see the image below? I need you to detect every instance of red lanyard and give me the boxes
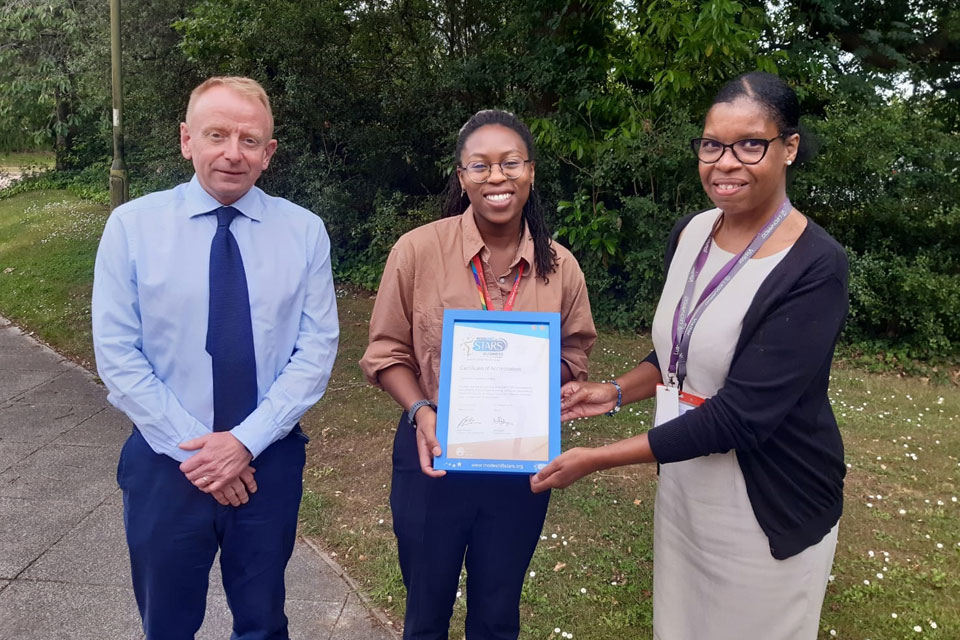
[470,255,524,311]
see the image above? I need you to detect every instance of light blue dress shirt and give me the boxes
[92,176,339,462]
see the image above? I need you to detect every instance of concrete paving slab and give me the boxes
[21,493,129,586]
[0,370,60,404]
[196,593,347,640]
[0,581,142,640]
[286,541,353,603]
[0,329,63,358]
[0,349,67,371]
[0,497,87,578]
[332,593,397,640]
[0,326,44,353]
[16,368,105,406]
[195,593,232,640]
[0,443,118,508]
[0,442,41,475]
[302,538,399,628]
[289,597,356,639]
[206,542,349,603]
[55,406,131,449]
[0,402,103,446]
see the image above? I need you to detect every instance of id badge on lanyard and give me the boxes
[654,384,706,428]
[658,199,791,426]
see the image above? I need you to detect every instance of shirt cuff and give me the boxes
[166,444,199,463]
[230,415,279,459]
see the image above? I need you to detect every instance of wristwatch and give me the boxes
[407,399,437,427]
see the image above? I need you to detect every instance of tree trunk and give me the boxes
[54,92,73,171]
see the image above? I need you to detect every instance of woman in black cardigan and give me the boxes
[530,72,847,639]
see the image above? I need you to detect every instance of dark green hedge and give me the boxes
[6,0,956,362]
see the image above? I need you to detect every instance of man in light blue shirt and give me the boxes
[92,76,339,639]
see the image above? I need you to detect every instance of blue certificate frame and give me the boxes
[435,309,561,474]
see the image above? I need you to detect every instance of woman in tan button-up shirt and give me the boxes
[360,109,596,639]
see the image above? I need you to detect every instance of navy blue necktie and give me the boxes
[206,206,258,431]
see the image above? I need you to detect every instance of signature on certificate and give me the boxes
[457,416,480,430]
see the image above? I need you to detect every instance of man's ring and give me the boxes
[200,476,209,485]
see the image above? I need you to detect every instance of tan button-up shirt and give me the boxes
[360,208,597,401]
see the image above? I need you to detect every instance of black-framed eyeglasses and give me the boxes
[690,134,786,165]
[459,157,532,183]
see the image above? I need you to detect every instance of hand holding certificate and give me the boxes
[435,310,561,474]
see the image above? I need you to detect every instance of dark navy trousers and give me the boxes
[118,426,307,640]
[390,414,550,640]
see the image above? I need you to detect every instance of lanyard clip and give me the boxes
[667,372,679,388]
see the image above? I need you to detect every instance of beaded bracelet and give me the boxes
[604,379,622,416]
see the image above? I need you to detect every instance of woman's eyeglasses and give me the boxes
[459,157,532,183]
[690,134,786,165]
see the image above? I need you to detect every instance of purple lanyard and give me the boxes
[668,199,792,388]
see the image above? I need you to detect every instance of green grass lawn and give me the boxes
[0,151,55,172]
[314,302,959,640]
[1,190,957,639]
[0,190,107,366]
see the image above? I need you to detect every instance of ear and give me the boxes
[261,138,278,170]
[180,122,193,160]
[783,133,800,165]
[529,161,535,186]
[457,168,467,193]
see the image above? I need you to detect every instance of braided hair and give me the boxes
[442,109,559,281]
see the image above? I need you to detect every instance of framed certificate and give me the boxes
[435,309,561,474]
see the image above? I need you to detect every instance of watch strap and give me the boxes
[407,399,436,427]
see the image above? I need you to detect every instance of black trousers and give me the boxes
[390,413,550,640]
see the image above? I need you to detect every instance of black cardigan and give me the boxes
[645,211,848,560]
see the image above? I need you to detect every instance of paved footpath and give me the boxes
[0,316,398,640]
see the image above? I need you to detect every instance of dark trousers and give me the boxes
[118,426,307,640]
[390,414,550,640]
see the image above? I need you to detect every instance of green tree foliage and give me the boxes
[0,0,108,164]
[526,0,777,326]
[776,0,960,97]
[1,0,957,360]
[794,98,960,358]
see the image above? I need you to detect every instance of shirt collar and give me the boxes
[183,175,264,222]
[459,207,535,277]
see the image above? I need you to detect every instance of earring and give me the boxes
[786,159,793,166]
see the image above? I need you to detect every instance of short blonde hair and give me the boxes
[186,76,274,137]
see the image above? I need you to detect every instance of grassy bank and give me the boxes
[0,151,55,172]
[0,190,957,639]
[0,191,107,366]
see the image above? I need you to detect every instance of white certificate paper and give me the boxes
[435,310,561,474]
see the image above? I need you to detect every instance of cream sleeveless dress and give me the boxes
[649,209,838,640]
